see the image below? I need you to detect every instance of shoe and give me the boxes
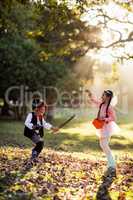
[25,159,33,169]
[107,167,116,177]
[31,150,38,159]
[32,157,39,163]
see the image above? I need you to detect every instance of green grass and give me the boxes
[0,109,133,159]
[1,110,133,200]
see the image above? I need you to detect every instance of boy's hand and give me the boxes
[33,125,41,130]
[52,127,59,134]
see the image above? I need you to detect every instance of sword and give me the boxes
[35,114,76,133]
[58,114,76,129]
[51,114,76,134]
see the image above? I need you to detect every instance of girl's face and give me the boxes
[36,106,45,116]
[101,93,110,103]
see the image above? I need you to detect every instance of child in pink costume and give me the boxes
[87,90,119,170]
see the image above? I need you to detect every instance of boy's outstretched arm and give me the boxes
[51,127,59,134]
[42,119,59,133]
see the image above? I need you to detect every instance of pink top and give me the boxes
[90,96,116,123]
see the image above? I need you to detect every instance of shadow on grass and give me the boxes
[112,135,125,140]
[0,132,100,152]
[0,130,133,153]
[0,119,133,153]
[45,132,100,152]
[96,168,116,200]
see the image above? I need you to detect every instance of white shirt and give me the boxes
[24,113,52,130]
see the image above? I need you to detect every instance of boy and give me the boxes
[24,99,58,163]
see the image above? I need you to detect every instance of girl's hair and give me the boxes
[104,90,113,117]
[97,90,113,118]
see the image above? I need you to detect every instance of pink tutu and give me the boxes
[96,121,120,138]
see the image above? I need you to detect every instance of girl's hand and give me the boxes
[99,117,105,120]
[85,90,92,97]
[103,118,109,123]
[52,127,59,134]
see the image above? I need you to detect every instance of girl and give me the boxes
[87,90,119,170]
[24,99,59,162]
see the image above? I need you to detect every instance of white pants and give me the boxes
[99,137,116,168]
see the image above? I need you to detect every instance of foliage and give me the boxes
[0,147,133,200]
[0,0,101,116]
[1,0,133,117]
[1,111,133,199]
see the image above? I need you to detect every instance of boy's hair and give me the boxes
[32,98,40,110]
[36,100,46,109]
[32,99,48,114]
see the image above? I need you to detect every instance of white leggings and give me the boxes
[99,137,116,168]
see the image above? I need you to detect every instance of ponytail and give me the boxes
[97,102,104,119]
[104,90,113,117]
[97,90,113,119]
[106,96,112,117]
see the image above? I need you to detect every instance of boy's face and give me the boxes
[37,106,45,116]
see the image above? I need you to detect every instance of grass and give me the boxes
[0,108,133,159]
[0,109,133,199]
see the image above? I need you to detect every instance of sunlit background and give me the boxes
[1,2,133,199]
[73,1,133,113]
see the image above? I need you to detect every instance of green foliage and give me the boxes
[114,0,133,11]
[31,0,101,62]
[103,63,120,85]
[0,0,99,103]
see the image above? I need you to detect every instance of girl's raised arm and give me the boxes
[86,90,101,107]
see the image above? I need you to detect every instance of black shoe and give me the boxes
[32,157,38,163]
[25,159,33,169]
[107,167,116,177]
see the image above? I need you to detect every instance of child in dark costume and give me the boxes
[24,99,58,162]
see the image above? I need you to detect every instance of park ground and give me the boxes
[0,109,133,200]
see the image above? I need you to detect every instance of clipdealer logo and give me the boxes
[4,85,129,116]
[5,85,84,108]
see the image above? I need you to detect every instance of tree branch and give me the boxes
[97,28,133,48]
[111,53,133,61]
[98,37,133,48]
[96,13,133,25]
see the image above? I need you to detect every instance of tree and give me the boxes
[0,1,70,118]
[1,0,132,118]
[26,0,101,62]
[0,0,101,118]
[76,0,133,61]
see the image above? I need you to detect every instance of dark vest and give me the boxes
[24,112,44,138]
